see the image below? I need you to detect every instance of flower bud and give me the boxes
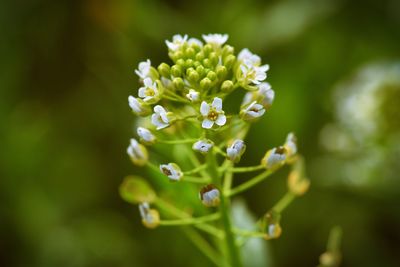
[187,70,200,83]
[259,210,282,240]
[139,202,160,229]
[203,58,212,68]
[137,127,156,145]
[195,51,205,61]
[209,52,218,65]
[261,146,287,170]
[288,170,310,196]
[199,184,220,207]
[203,44,213,55]
[224,55,236,69]
[173,77,185,90]
[186,89,200,102]
[128,96,151,116]
[192,139,214,154]
[171,65,182,77]
[160,163,183,182]
[185,59,194,68]
[185,47,195,58]
[221,80,234,92]
[200,78,212,90]
[216,65,227,79]
[196,65,205,77]
[206,71,217,81]
[284,132,297,158]
[127,138,148,166]
[157,63,170,78]
[227,139,246,163]
[222,45,234,57]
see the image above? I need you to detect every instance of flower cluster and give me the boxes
[121,34,309,267]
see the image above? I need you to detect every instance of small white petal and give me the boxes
[200,101,210,115]
[211,97,223,111]
[215,114,226,126]
[202,119,214,129]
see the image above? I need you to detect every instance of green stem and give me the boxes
[159,213,220,226]
[226,170,273,197]
[228,165,264,173]
[184,164,208,175]
[158,138,198,144]
[183,176,211,184]
[233,228,266,238]
[273,192,296,213]
[207,152,242,267]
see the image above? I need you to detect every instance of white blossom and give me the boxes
[241,101,265,121]
[127,138,148,166]
[258,82,275,108]
[138,78,160,103]
[200,97,227,129]
[139,202,160,228]
[165,34,188,51]
[227,139,246,163]
[186,89,200,102]
[240,61,269,85]
[200,185,220,207]
[160,163,183,181]
[284,132,297,157]
[238,48,261,66]
[192,139,214,154]
[151,105,170,130]
[202,33,228,47]
[262,146,287,170]
[135,59,151,79]
[137,127,156,144]
[128,96,150,116]
[188,37,203,47]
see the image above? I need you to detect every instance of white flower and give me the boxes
[200,97,227,129]
[261,146,287,170]
[139,202,160,228]
[138,78,160,103]
[199,185,220,207]
[137,127,156,145]
[186,89,200,102]
[135,59,151,79]
[165,34,188,51]
[192,139,214,154]
[128,96,151,116]
[127,138,148,166]
[160,163,183,181]
[227,139,246,163]
[284,132,297,157]
[202,33,228,47]
[151,105,170,130]
[238,48,261,66]
[241,101,265,121]
[240,61,269,85]
[258,82,275,108]
[188,37,203,47]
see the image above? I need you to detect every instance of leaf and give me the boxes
[119,176,156,204]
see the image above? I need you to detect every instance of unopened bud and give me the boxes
[157,63,170,78]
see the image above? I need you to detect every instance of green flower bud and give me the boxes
[203,44,213,55]
[222,45,234,57]
[200,78,212,90]
[224,55,236,69]
[221,80,234,92]
[185,59,194,68]
[193,61,201,68]
[157,63,170,77]
[209,52,218,65]
[173,51,184,61]
[207,71,217,81]
[187,70,200,83]
[196,65,205,77]
[171,65,182,77]
[216,65,227,79]
[173,77,185,90]
[203,58,212,68]
[176,59,185,67]
[185,47,195,58]
[195,52,205,61]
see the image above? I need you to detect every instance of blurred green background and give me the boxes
[1,0,400,266]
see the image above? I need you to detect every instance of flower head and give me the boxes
[137,127,156,145]
[160,163,183,181]
[127,138,148,166]
[261,146,287,170]
[192,139,214,154]
[135,59,151,79]
[151,105,170,130]
[240,61,269,85]
[202,33,228,47]
[238,48,261,66]
[200,97,227,129]
[199,184,220,207]
[227,139,246,163]
[258,82,275,108]
[139,202,160,228]
[128,96,151,116]
[284,132,297,158]
[240,101,265,121]
[138,78,160,103]
[186,89,200,102]
[166,34,188,51]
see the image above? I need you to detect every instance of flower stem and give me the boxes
[228,164,264,173]
[158,138,198,144]
[273,192,296,213]
[184,164,208,175]
[207,152,242,267]
[226,170,273,197]
[159,213,220,226]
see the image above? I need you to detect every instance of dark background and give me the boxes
[1,0,400,266]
